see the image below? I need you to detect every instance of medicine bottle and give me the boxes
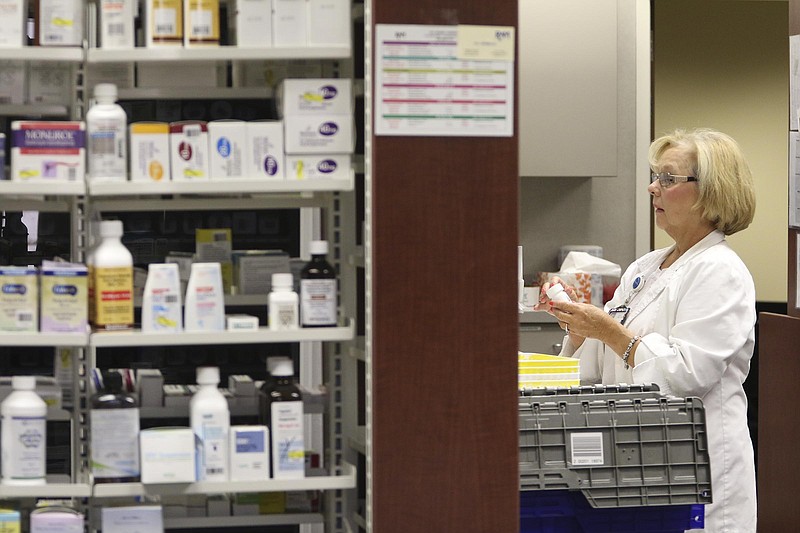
[268,273,299,331]
[90,371,140,483]
[86,83,127,182]
[190,366,230,481]
[92,220,134,330]
[1,375,47,485]
[546,283,571,303]
[300,240,337,327]
[260,358,304,479]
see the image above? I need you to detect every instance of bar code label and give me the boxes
[16,311,33,327]
[570,432,604,466]
[153,8,177,36]
[165,295,178,303]
[108,23,125,36]
[190,11,213,38]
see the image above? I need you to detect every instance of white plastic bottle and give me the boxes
[546,283,572,303]
[184,262,225,331]
[268,273,299,331]
[1,376,47,485]
[92,220,134,330]
[87,83,127,182]
[190,366,229,481]
[142,263,183,332]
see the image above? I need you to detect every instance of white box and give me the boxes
[136,369,165,407]
[246,120,285,178]
[27,62,72,105]
[146,0,184,47]
[284,115,354,154]
[138,62,221,88]
[307,0,349,47]
[0,61,25,104]
[184,0,221,47]
[101,506,164,533]
[229,425,270,481]
[0,0,25,47]
[130,122,171,182]
[278,78,353,117]
[228,374,256,396]
[99,0,136,49]
[0,266,38,332]
[286,154,350,180]
[30,508,84,533]
[232,0,272,47]
[86,63,135,94]
[226,314,259,331]
[11,121,86,182]
[38,0,83,46]
[272,0,306,47]
[163,384,191,407]
[170,120,210,181]
[207,495,231,517]
[140,427,196,483]
[233,250,291,293]
[208,120,246,179]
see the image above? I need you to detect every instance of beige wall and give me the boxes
[653,0,788,302]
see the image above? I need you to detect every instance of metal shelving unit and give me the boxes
[86,46,350,63]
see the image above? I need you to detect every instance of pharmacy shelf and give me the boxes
[86,46,350,63]
[93,462,356,497]
[348,335,365,362]
[164,514,324,529]
[0,478,90,498]
[118,87,272,100]
[0,332,89,347]
[0,180,86,197]
[133,294,269,308]
[0,104,69,117]
[349,246,365,268]
[90,321,354,348]
[0,47,83,62]
[348,425,366,456]
[87,176,354,197]
[140,392,325,418]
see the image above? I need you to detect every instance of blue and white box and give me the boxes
[11,121,85,182]
[209,120,246,179]
[229,425,270,480]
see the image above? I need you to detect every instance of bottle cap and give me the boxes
[266,356,291,374]
[12,375,35,391]
[309,240,328,255]
[99,220,124,238]
[271,273,294,289]
[94,83,118,101]
[196,366,220,385]
[272,359,294,377]
[103,371,123,392]
[546,284,570,302]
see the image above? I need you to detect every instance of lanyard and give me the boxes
[608,274,645,325]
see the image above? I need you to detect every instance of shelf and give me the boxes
[118,87,272,101]
[164,514,323,529]
[349,246,365,268]
[519,309,559,324]
[87,176,354,197]
[0,104,69,117]
[0,47,83,62]
[90,321,354,348]
[86,46,350,63]
[348,426,366,455]
[0,477,90,498]
[140,391,325,418]
[0,180,86,197]
[0,331,89,347]
[348,335,365,362]
[93,462,356,497]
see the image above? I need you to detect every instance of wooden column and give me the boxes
[370,1,519,531]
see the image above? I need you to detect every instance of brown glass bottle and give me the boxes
[89,371,140,483]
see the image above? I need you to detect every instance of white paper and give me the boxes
[375,24,514,137]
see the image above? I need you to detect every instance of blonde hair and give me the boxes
[648,128,756,235]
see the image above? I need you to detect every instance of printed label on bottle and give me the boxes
[271,401,304,478]
[300,279,337,326]
[269,300,298,330]
[91,408,140,478]
[94,266,133,328]
[89,118,126,178]
[1,415,46,480]
[196,413,227,480]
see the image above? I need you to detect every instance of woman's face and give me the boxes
[649,147,706,240]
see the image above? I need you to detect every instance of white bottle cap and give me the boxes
[272,273,294,289]
[94,83,118,101]
[546,284,570,302]
[272,359,294,377]
[12,375,36,391]
[99,220,124,238]
[267,356,291,374]
[196,366,220,385]
[309,240,328,255]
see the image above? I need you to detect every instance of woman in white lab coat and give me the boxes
[538,128,757,532]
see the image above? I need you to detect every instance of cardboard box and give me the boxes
[231,0,272,47]
[283,115,354,154]
[136,369,165,407]
[39,261,88,333]
[278,78,353,117]
[307,0,350,47]
[272,0,306,46]
[170,120,209,181]
[0,267,37,332]
[246,120,285,178]
[208,120,246,179]
[27,63,72,105]
[146,0,183,47]
[37,0,83,46]
[130,122,171,182]
[101,506,164,532]
[229,425,270,481]
[140,427,196,483]
[11,121,85,182]
[233,250,291,294]
[285,154,350,180]
[0,61,25,104]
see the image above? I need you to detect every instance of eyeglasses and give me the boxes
[650,172,698,188]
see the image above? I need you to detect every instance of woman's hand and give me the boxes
[534,276,578,311]
[549,299,621,346]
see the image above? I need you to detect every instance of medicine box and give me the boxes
[130,122,171,182]
[272,0,307,47]
[39,261,88,333]
[101,506,164,533]
[229,425,270,481]
[37,0,84,46]
[208,120,246,179]
[0,61,25,105]
[278,78,353,117]
[246,120,285,178]
[145,0,183,47]
[136,369,165,407]
[0,0,25,47]
[0,508,20,533]
[138,62,222,88]
[307,0,350,47]
[140,427,196,483]
[184,0,221,47]
[27,62,73,105]
[226,314,259,331]
[11,121,85,182]
[0,267,38,332]
[284,115,354,154]
[285,154,351,180]
[231,0,272,47]
[233,249,291,294]
[30,508,83,533]
[170,120,210,181]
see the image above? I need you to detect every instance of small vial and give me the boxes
[546,283,571,303]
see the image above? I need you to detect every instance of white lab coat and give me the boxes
[561,230,757,533]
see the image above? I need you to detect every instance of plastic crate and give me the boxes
[520,490,705,533]
[519,384,712,508]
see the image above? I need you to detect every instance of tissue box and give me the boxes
[536,271,601,307]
